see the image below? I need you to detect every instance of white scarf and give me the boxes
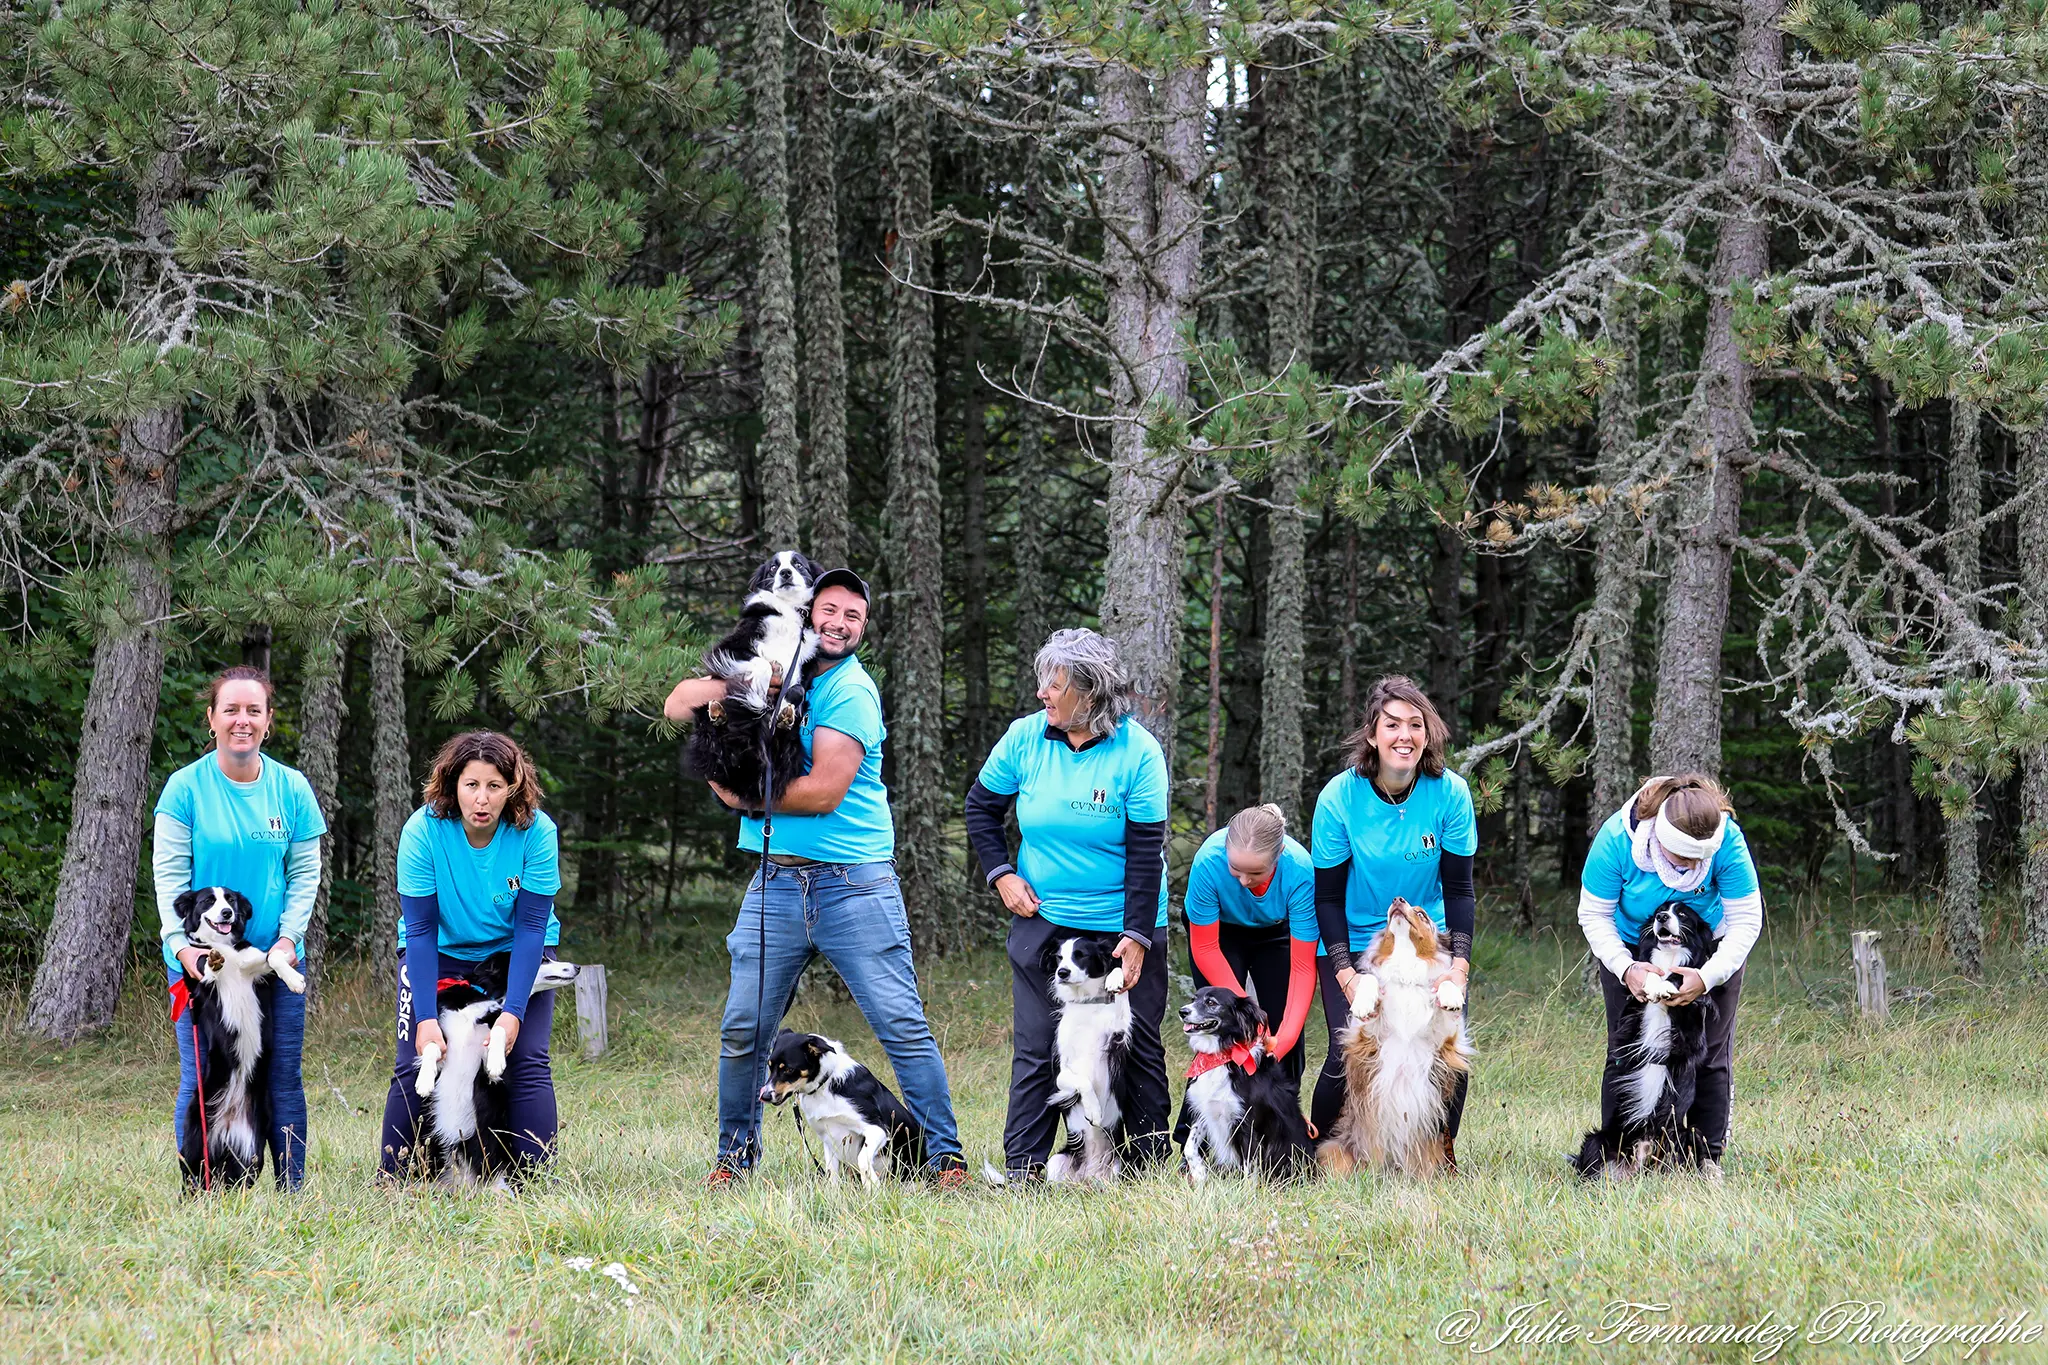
[1627,787,1716,894]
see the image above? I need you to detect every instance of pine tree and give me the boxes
[3,0,727,1040]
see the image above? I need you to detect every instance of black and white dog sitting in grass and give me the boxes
[1042,935,1130,1184]
[412,953,579,1189]
[683,550,822,812]
[174,886,304,1190]
[1175,987,1316,1183]
[760,1030,926,1184]
[1573,902,1718,1180]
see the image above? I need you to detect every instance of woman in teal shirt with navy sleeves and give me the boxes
[965,628,1173,1178]
[1311,676,1478,1163]
[153,666,325,1189]
[377,731,563,1181]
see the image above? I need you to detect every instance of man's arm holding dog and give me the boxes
[705,727,863,815]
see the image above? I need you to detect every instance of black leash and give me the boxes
[741,678,805,1172]
[789,1101,828,1175]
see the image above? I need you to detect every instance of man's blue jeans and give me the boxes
[717,860,961,1168]
[170,965,308,1189]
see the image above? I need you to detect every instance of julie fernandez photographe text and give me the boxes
[1433,1298,2043,1360]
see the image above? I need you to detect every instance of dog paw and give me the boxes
[1435,978,1465,1012]
[485,1023,510,1081]
[1641,973,1677,1002]
[415,1042,443,1098]
[1104,966,1127,995]
[707,699,726,724]
[1348,974,1381,1019]
[776,701,799,730]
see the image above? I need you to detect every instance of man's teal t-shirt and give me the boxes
[1310,767,1477,941]
[397,807,562,959]
[1581,807,1759,943]
[1184,828,1323,954]
[738,653,894,864]
[155,755,326,973]
[976,713,1170,934]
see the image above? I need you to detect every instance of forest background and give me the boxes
[6,0,2048,1040]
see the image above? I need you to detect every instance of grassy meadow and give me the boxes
[3,882,2046,1363]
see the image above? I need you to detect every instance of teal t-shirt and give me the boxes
[738,653,894,863]
[1184,828,1323,955]
[1310,767,1477,941]
[976,713,1170,934]
[1581,807,1759,944]
[397,807,562,958]
[155,755,326,973]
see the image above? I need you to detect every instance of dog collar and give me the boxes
[436,976,473,992]
[1186,1038,1262,1080]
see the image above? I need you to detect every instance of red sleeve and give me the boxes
[1188,920,1243,995]
[1268,936,1318,1060]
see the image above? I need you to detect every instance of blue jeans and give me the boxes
[170,965,309,1189]
[717,860,961,1168]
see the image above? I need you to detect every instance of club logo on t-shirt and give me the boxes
[1405,831,1439,862]
[1069,787,1122,818]
[507,876,521,892]
[252,813,289,843]
[1421,833,1436,850]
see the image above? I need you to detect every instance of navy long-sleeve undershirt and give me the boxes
[401,888,556,1026]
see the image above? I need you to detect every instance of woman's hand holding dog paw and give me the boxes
[1434,978,1465,1012]
[415,1018,447,1056]
[1112,937,1145,990]
[492,1014,521,1052]
[1665,967,1707,1006]
[176,946,208,980]
[1622,962,1657,1002]
[1343,969,1381,1019]
[994,873,1040,918]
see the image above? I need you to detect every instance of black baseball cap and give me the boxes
[813,568,870,601]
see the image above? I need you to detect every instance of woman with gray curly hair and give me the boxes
[965,627,1173,1179]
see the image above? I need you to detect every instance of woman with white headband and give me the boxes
[1577,773,1764,1176]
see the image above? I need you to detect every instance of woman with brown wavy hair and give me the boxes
[1308,676,1479,1164]
[376,731,565,1181]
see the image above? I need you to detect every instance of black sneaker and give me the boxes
[927,1154,971,1190]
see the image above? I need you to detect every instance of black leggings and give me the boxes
[1188,921,1306,1085]
[1310,954,1469,1142]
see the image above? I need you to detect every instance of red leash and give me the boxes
[171,979,212,1191]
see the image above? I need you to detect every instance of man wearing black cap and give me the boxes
[665,567,965,1184]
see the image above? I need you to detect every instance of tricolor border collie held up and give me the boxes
[684,551,822,811]
[1319,898,1471,1179]
[1573,901,1718,1180]
[1042,935,1130,1183]
[173,886,304,1190]
[760,1030,926,1184]
[1176,986,1315,1183]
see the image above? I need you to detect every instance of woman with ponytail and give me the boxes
[1577,774,1763,1177]
[1182,805,1320,1083]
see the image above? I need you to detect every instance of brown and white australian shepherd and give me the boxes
[1318,898,1471,1179]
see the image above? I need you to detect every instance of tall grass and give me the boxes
[2,887,2044,1362]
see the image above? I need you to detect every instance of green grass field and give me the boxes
[4,884,2046,1362]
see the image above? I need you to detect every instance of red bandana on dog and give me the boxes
[1185,1030,1269,1080]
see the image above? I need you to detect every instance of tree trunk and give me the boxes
[241,622,273,675]
[369,628,410,966]
[1871,381,1920,884]
[1944,399,1983,976]
[1648,0,1782,777]
[751,0,801,548]
[1591,274,1643,822]
[1205,498,1229,831]
[885,96,947,949]
[1258,53,1314,824]
[1341,523,1359,732]
[2020,422,2048,974]
[1012,307,1051,711]
[26,153,184,1044]
[959,288,991,762]
[793,0,849,567]
[1097,62,1206,762]
[296,631,346,1008]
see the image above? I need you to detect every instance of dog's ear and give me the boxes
[229,889,255,922]
[174,888,204,931]
[803,1036,825,1057]
[1038,938,1063,976]
[799,552,823,583]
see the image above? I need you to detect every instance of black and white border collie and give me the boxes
[1042,935,1130,1183]
[760,1030,927,1184]
[412,954,580,1189]
[1176,987,1315,1183]
[684,551,821,811]
[175,886,304,1190]
[1574,902,1718,1179]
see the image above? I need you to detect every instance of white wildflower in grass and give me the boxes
[602,1263,641,1295]
[563,1256,595,1273]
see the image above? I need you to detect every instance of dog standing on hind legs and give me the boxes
[1041,935,1131,1183]
[1318,898,1470,1179]
[174,886,304,1190]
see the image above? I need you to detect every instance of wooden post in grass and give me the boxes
[1851,931,1889,1021]
[576,964,609,1058]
